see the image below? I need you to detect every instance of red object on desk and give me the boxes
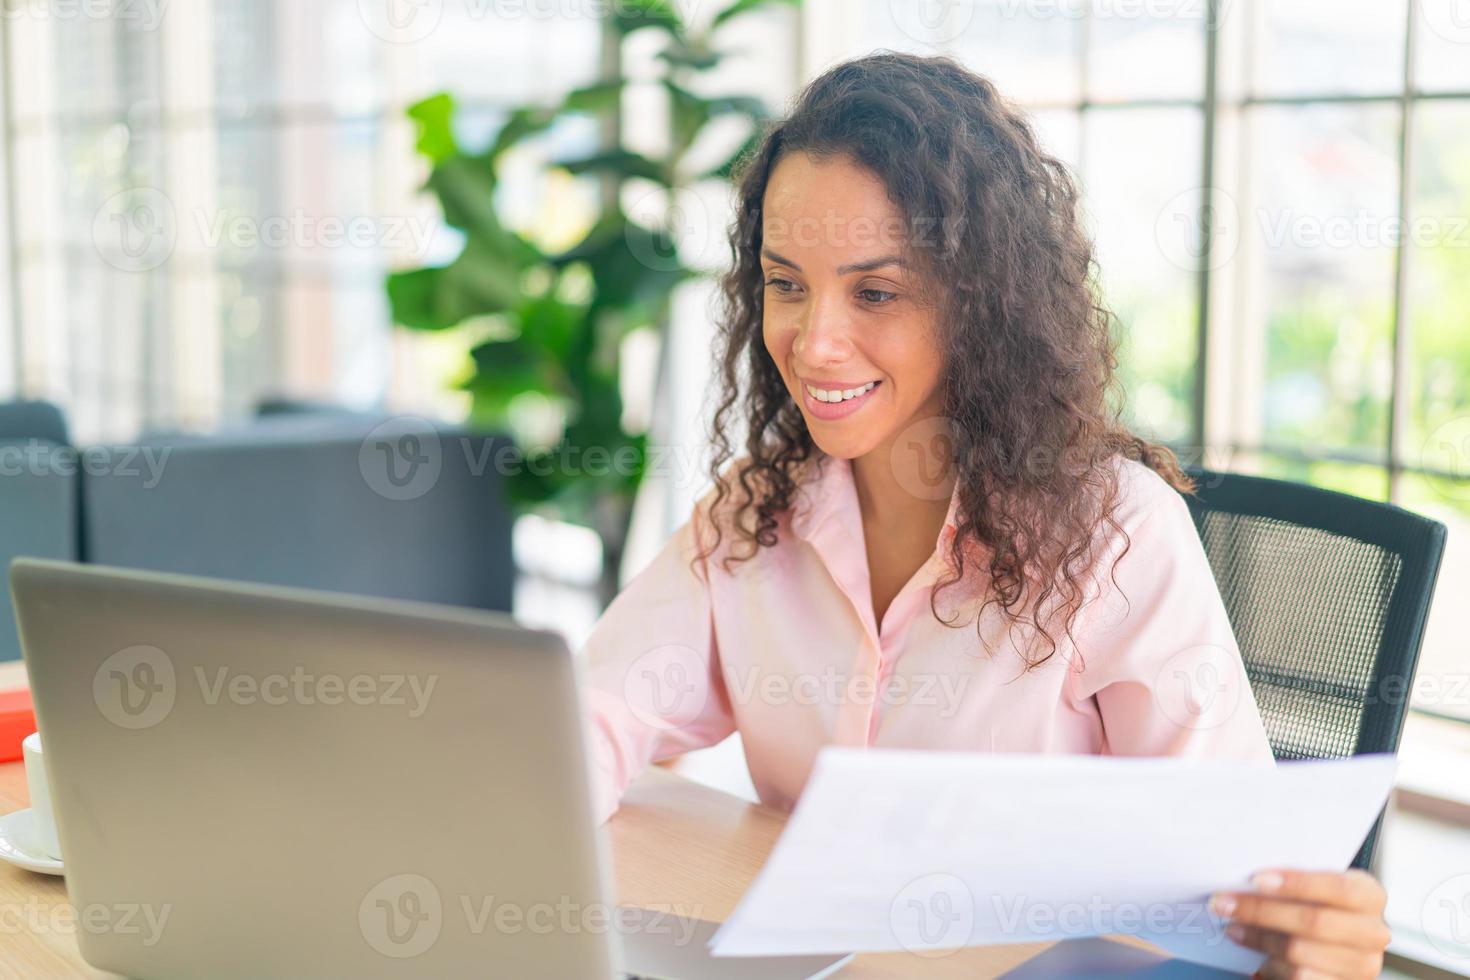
[0,687,35,763]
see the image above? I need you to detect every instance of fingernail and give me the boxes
[1210,893,1236,917]
[1227,922,1245,941]
[1253,871,1283,893]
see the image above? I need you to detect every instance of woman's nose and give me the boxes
[792,298,852,365]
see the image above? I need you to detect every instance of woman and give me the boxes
[580,53,1391,978]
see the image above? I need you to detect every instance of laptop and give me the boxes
[10,558,850,979]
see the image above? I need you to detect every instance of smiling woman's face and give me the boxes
[760,151,946,461]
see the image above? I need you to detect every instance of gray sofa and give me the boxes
[1,402,516,662]
[0,403,81,661]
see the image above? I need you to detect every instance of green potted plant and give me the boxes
[388,0,797,604]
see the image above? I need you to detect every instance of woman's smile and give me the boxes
[799,377,882,421]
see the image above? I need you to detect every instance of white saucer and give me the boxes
[0,809,64,875]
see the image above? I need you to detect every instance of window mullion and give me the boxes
[1387,0,1421,502]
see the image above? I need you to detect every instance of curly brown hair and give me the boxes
[698,51,1196,670]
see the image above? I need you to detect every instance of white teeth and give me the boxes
[805,381,877,403]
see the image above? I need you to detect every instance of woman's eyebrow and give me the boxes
[836,254,907,275]
[759,247,907,276]
[760,247,801,271]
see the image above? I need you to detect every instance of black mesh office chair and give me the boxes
[1179,468,1448,870]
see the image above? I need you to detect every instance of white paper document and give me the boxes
[709,749,1397,974]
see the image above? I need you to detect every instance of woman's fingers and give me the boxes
[1212,892,1391,949]
[1228,922,1382,978]
[1211,869,1391,979]
[1255,956,1339,980]
[1244,868,1387,913]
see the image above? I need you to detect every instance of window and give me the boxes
[0,0,602,442]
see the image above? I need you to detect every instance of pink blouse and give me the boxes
[580,453,1273,823]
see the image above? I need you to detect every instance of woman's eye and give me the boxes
[858,287,897,305]
[764,276,798,294]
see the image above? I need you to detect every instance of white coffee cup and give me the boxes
[22,732,61,861]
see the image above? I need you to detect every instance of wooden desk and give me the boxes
[0,761,1107,977]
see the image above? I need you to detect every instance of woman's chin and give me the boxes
[805,424,881,461]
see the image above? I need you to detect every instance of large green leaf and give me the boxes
[501,462,560,508]
[711,0,799,29]
[389,260,513,331]
[516,292,585,364]
[386,239,526,331]
[664,82,766,121]
[657,37,723,71]
[613,0,684,34]
[561,80,626,115]
[664,83,769,153]
[467,335,543,386]
[386,266,457,331]
[568,369,626,434]
[477,332,571,389]
[553,215,692,321]
[557,149,671,186]
[407,93,459,164]
[485,84,626,169]
[487,106,560,162]
[427,154,510,239]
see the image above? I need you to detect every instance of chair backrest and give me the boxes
[0,401,80,662]
[0,400,69,447]
[0,439,81,663]
[1181,468,1447,868]
[82,424,516,613]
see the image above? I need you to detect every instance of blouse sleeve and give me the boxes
[1068,473,1275,764]
[577,500,737,824]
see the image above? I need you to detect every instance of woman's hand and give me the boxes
[1210,868,1390,979]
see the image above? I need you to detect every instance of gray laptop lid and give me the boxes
[11,558,620,979]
